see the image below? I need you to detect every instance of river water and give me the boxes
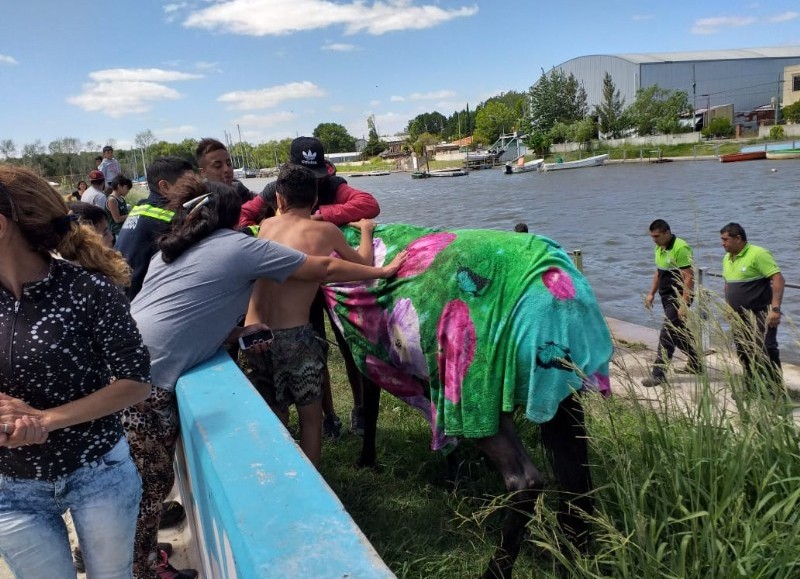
[246,158,800,359]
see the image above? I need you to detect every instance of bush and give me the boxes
[701,117,733,138]
[769,125,786,140]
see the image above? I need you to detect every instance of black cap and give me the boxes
[289,137,327,177]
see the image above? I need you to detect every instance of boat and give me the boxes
[541,153,608,172]
[719,151,767,163]
[411,171,429,179]
[428,169,468,177]
[504,157,544,174]
[348,171,391,177]
[766,149,800,160]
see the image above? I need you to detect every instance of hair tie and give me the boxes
[53,214,79,235]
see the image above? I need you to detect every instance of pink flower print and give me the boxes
[585,372,611,397]
[365,355,425,398]
[373,237,387,267]
[386,299,429,380]
[436,299,476,405]
[343,288,384,344]
[542,267,575,300]
[396,232,456,278]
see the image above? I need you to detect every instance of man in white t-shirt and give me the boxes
[81,170,107,209]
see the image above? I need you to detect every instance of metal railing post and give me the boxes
[572,249,583,273]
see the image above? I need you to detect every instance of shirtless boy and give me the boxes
[244,165,377,466]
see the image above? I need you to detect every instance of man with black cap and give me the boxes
[81,170,107,209]
[239,136,380,438]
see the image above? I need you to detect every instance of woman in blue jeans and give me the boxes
[0,165,152,578]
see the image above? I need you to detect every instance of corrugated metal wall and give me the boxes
[555,55,800,113]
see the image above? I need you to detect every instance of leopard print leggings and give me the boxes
[122,386,179,578]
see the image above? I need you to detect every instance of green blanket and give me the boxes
[323,224,612,450]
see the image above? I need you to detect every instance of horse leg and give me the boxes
[357,375,381,468]
[475,413,545,579]
[539,394,593,553]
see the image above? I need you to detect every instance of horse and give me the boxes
[322,224,613,578]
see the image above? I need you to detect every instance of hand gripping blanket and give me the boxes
[323,224,613,451]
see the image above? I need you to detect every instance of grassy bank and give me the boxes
[317,320,800,578]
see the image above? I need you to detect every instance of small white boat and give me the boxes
[505,158,544,174]
[428,169,468,177]
[542,153,608,172]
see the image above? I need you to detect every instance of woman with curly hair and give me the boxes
[0,164,151,577]
[127,177,405,578]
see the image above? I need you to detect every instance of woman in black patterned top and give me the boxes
[0,165,152,578]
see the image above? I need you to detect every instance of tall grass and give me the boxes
[319,304,800,578]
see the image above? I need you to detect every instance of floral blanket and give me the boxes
[323,224,613,450]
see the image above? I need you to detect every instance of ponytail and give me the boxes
[57,222,132,287]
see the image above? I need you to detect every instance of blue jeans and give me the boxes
[0,437,142,579]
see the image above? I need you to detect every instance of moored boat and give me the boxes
[765,149,800,160]
[428,169,468,177]
[505,158,544,174]
[542,153,608,172]
[719,151,767,163]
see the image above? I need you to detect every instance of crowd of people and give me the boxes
[0,136,789,578]
[0,136,395,578]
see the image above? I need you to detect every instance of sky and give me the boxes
[1,0,799,152]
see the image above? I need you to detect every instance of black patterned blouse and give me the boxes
[0,259,151,480]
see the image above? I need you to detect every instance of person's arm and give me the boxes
[330,220,375,266]
[238,196,266,227]
[313,183,380,225]
[768,272,785,327]
[0,380,150,436]
[106,196,125,223]
[645,270,658,309]
[677,266,694,317]
[291,250,406,284]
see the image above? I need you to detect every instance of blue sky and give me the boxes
[1,0,798,151]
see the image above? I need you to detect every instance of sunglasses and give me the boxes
[0,180,19,222]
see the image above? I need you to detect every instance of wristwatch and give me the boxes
[772,306,782,313]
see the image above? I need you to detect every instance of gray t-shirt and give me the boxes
[131,229,306,390]
[81,186,106,209]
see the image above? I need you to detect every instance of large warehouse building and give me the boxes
[554,46,800,120]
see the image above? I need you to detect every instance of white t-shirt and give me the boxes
[81,186,106,208]
[131,229,306,390]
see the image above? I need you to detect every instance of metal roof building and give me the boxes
[554,46,800,114]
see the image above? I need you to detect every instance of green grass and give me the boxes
[317,313,800,578]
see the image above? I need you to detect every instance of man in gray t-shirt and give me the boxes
[132,228,306,390]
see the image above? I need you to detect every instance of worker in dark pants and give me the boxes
[642,219,701,387]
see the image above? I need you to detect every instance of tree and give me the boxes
[406,112,448,141]
[0,139,15,160]
[135,129,157,165]
[528,69,588,132]
[474,101,516,146]
[412,132,438,157]
[701,117,734,139]
[782,101,800,124]
[627,85,690,136]
[313,123,356,153]
[362,115,385,158]
[524,130,552,157]
[594,72,628,139]
[567,118,597,150]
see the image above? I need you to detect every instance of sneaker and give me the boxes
[160,500,186,528]
[642,376,667,388]
[155,549,197,579]
[323,414,342,439]
[74,543,173,573]
[350,406,365,436]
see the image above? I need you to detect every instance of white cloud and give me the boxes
[322,42,358,52]
[234,112,298,128]
[369,100,381,107]
[158,124,198,136]
[631,14,654,21]
[67,68,202,117]
[0,54,18,66]
[691,15,757,34]
[194,61,223,73]
[768,11,798,23]
[181,0,478,36]
[329,105,346,112]
[408,90,456,101]
[390,95,405,102]
[218,81,325,110]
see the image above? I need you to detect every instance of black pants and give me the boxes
[653,295,699,378]
[732,308,781,387]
